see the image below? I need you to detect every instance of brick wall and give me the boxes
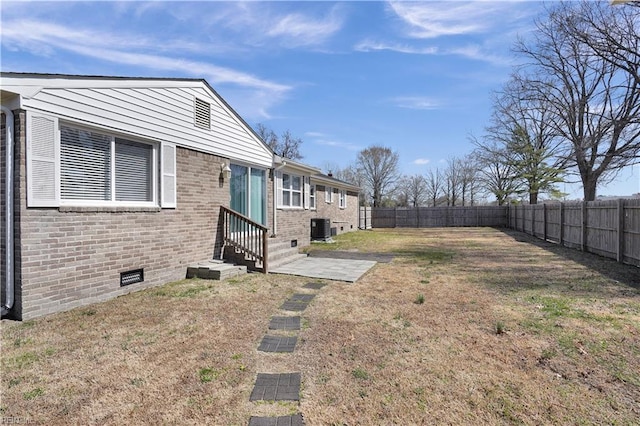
[271,183,359,247]
[14,111,230,320]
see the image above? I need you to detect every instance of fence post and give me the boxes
[531,205,535,236]
[416,206,419,228]
[559,202,564,246]
[394,207,398,228]
[617,198,624,263]
[543,203,547,241]
[581,201,588,252]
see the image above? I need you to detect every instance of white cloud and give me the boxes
[354,40,438,55]
[413,158,430,165]
[392,96,441,110]
[0,19,291,119]
[267,6,345,47]
[388,1,512,39]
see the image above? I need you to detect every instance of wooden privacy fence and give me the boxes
[368,199,640,267]
[370,206,508,228]
[359,206,372,229]
[508,199,640,267]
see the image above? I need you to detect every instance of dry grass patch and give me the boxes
[2,227,639,425]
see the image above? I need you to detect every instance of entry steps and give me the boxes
[186,259,247,280]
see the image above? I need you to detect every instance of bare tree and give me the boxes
[568,1,640,85]
[444,157,463,206]
[325,163,367,205]
[425,168,444,207]
[398,174,428,207]
[459,154,480,206]
[515,1,640,201]
[472,137,520,206]
[356,145,400,207]
[279,130,303,160]
[254,123,304,160]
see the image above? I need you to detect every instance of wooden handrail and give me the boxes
[220,206,269,273]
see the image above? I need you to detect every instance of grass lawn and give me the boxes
[2,227,639,425]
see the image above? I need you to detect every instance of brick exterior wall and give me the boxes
[271,181,359,246]
[12,110,230,319]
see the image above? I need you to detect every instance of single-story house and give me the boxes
[1,72,360,320]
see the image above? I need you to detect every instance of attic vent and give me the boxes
[194,98,211,129]
[120,269,144,287]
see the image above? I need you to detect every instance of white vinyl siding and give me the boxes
[8,80,273,167]
[26,112,60,207]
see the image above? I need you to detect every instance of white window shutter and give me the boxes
[161,143,177,208]
[304,176,310,210]
[276,171,283,207]
[27,112,60,207]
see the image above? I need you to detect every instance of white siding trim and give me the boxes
[26,111,60,207]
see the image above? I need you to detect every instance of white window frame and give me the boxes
[325,186,333,203]
[339,189,347,209]
[59,123,159,207]
[280,172,303,208]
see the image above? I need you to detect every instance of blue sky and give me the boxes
[2,1,638,199]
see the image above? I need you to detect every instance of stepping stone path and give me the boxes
[249,282,327,425]
[269,316,300,331]
[280,294,315,311]
[258,335,297,353]
[248,414,304,426]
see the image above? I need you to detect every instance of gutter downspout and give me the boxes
[271,161,287,237]
[1,106,14,317]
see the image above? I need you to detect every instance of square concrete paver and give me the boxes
[269,316,301,330]
[258,335,298,353]
[280,294,315,311]
[248,414,304,426]
[270,257,376,282]
[303,282,327,290]
[249,373,301,401]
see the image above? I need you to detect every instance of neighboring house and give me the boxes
[1,72,359,321]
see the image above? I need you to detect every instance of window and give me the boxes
[339,189,347,209]
[194,98,211,129]
[60,125,156,205]
[26,112,176,208]
[325,186,333,203]
[309,184,316,209]
[281,173,302,207]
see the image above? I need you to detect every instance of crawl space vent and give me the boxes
[120,269,144,287]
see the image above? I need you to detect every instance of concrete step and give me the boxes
[187,260,247,280]
[264,239,307,270]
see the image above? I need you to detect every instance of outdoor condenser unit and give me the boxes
[310,218,331,240]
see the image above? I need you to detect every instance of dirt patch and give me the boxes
[2,228,639,425]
